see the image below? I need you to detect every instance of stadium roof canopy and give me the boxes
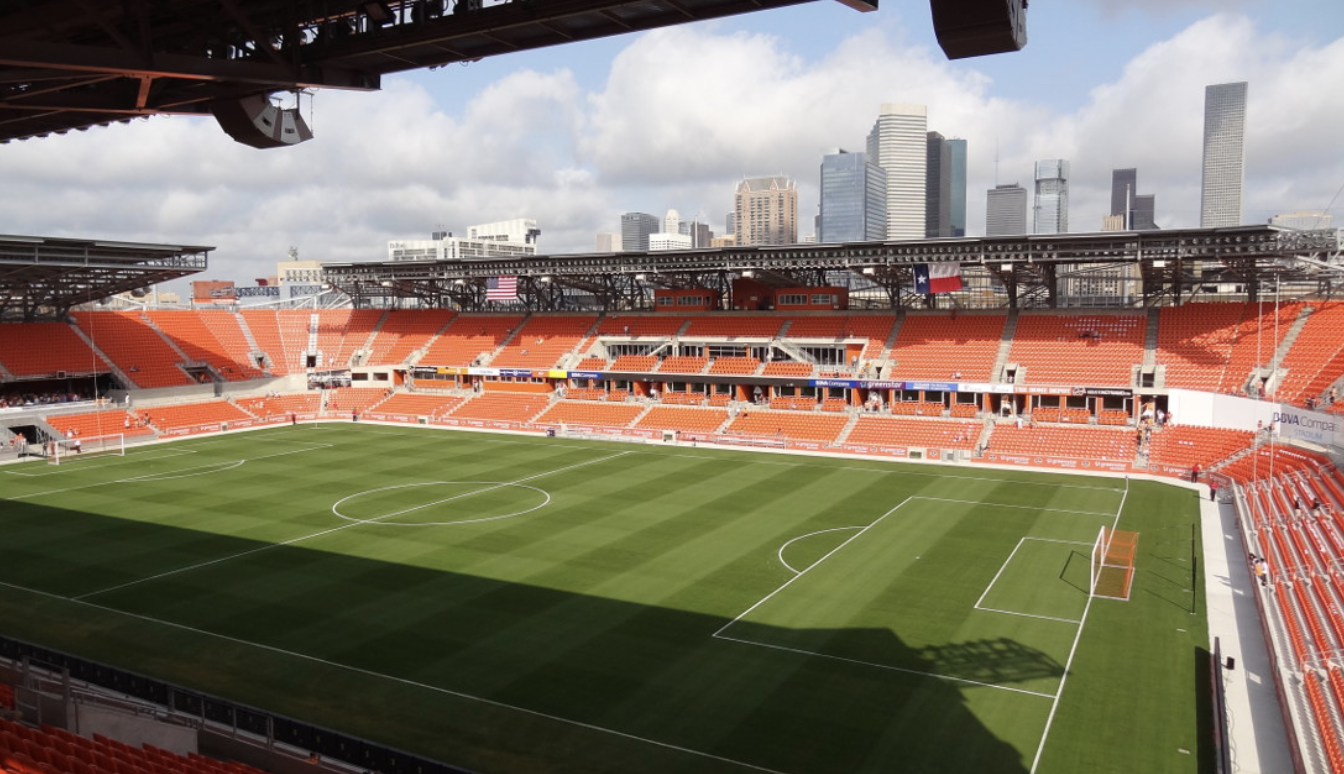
[0,234,211,321]
[0,0,876,146]
[323,226,1344,312]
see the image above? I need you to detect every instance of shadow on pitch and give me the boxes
[0,497,1037,774]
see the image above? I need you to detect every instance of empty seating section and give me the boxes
[365,392,463,419]
[847,417,979,449]
[635,407,726,434]
[574,356,608,370]
[1147,425,1254,474]
[234,393,321,419]
[0,716,271,774]
[1156,303,1245,391]
[239,309,295,373]
[890,314,1005,381]
[661,391,706,405]
[325,388,388,414]
[567,387,608,400]
[657,356,708,374]
[606,388,630,402]
[822,397,851,411]
[725,412,847,443]
[1278,302,1344,406]
[49,410,153,439]
[683,316,783,339]
[1097,409,1130,425]
[141,400,250,431]
[783,316,847,338]
[706,393,732,406]
[709,357,759,375]
[420,315,523,367]
[0,323,108,377]
[491,315,597,368]
[988,425,1134,463]
[843,315,897,360]
[363,309,456,366]
[1009,314,1144,386]
[535,402,644,427]
[769,395,817,411]
[610,355,657,372]
[315,309,382,369]
[949,402,978,418]
[147,310,264,380]
[889,401,944,417]
[72,312,192,387]
[452,392,551,422]
[597,315,686,337]
[762,361,812,377]
[1222,302,1302,394]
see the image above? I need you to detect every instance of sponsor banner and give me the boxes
[1271,405,1342,449]
[546,370,568,379]
[905,381,957,393]
[1017,386,1074,396]
[236,286,281,298]
[960,382,1015,394]
[497,369,533,378]
[568,371,604,380]
[812,378,858,388]
[467,367,500,377]
[863,380,907,390]
[1077,387,1133,398]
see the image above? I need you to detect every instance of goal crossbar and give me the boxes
[49,433,125,465]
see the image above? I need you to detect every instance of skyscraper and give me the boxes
[1109,168,1137,224]
[819,149,887,243]
[734,176,798,246]
[620,212,660,252]
[948,139,967,237]
[1201,81,1248,227]
[867,103,928,240]
[1132,195,1157,231]
[925,132,952,238]
[986,184,1028,236]
[1033,159,1069,234]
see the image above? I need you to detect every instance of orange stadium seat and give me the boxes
[610,355,657,372]
[48,410,154,439]
[889,313,1005,381]
[325,387,390,415]
[450,392,552,422]
[846,417,979,450]
[656,356,708,374]
[683,315,783,338]
[419,315,523,367]
[987,424,1134,464]
[491,315,597,369]
[761,361,813,377]
[634,406,727,434]
[535,402,644,428]
[596,315,687,337]
[138,400,251,431]
[71,311,194,388]
[1274,301,1344,406]
[0,323,109,377]
[146,310,265,380]
[724,411,847,443]
[234,393,322,420]
[1008,313,1144,387]
[363,309,457,366]
[708,356,760,375]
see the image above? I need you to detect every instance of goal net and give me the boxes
[49,433,125,465]
[1090,526,1139,600]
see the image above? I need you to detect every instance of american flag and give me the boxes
[486,275,518,301]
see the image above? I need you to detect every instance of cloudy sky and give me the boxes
[1,0,1342,287]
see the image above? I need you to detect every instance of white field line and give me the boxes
[713,633,1055,699]
[712,498,913,640]
[917,496,1117,518]
[0,579,788,774]
[74,451,631,601]
[775,527,863,575]
[6,444,333,501]
[1028,474,1132,773]
[311,424,1127,493]
[975,608,1082,625]
[972,537,1093,614]
[3,447,197,478]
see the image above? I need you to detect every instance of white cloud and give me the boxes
[0,12,1340,287]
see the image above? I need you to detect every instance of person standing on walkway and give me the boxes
[1209,481,1219,501]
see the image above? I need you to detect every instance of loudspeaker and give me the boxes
[929,0,1027,60]
[212,95,314,149]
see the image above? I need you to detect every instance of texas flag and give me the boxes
[913,263,963,294]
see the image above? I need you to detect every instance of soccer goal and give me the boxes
[48,433,125,465]
[1090,526,1140,600]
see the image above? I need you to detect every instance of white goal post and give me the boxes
[1090,525,1139,601]
[48,433,125,465]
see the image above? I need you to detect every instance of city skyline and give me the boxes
[0,5,1339,285]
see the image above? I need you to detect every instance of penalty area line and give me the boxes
[0,579,792,774]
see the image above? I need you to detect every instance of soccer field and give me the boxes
[0,424,1211,773]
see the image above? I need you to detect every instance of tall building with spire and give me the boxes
[867,103,928,240]
[1201,81,1248,227]
[1032,159,1069,234]
[734,176,798,246]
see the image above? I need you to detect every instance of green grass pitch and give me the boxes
[0,424,1212,773]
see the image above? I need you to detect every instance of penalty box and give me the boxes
[716,497,1111,697]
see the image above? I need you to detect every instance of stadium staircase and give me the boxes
[831,411,862,445]
[1142,307,1161,387]
[991,311,1018,383]
[65,323,134,388]
[348,309,390,366]
[231,311,269,375]
[1262,304,1316,398]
